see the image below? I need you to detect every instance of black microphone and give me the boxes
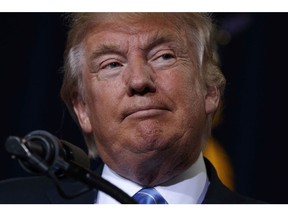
[5,130,89,175]
[5,130,138,204]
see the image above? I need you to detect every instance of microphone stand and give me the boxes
[58,160,138,204]
[5,135,137,204]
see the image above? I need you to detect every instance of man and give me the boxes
[0,13,263,204]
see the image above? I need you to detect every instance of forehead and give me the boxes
[81,13,192,56]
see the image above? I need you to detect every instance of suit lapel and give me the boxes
[46,157,105,204]
[202,158,262,204]
[46,178,96,204]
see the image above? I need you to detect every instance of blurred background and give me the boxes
[0,13,288,204]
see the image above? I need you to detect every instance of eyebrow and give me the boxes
[89,44,124,62]
[142,32,180,53]
[89,31,182,62]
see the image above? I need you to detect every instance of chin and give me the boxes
[132,133,173,151]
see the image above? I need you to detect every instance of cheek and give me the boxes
[160,69,205,106]
[85,81,123,133]
[163,70,207,129]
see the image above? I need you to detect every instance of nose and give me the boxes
[125,56,156,96]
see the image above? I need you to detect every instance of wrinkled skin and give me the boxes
[73,14,219,186]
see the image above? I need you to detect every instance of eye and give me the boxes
[153,51,176,62]
[151,51,176,68]
[159,53,175,61]
[96,59,124,80]
[102,61,123,70]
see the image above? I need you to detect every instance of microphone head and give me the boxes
[5,130,90,176]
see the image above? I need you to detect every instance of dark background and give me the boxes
[0,13,287,204]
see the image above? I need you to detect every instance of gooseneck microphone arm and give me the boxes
[5,130,137,204]
[64,161,138,204]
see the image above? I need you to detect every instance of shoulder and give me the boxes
[0,158,104,204]
[0,176,55,203]
[0,174,97,204]
[203,158,266,204]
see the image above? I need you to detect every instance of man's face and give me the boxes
[73,14,219,185]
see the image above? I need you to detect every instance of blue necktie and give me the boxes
[133,187,168,204]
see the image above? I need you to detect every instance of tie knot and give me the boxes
[133,187,168,204]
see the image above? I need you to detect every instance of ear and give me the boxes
[205,86,220,115]
[72,97,92,133]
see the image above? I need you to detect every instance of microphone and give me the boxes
[5,130,138,204]
[5,130,89,175]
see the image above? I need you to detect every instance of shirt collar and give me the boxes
[96,153,209,204]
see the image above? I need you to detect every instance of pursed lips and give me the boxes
[123,104,170,120]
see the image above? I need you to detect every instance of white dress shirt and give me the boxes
[96,153,209,204]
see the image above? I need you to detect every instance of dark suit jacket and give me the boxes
[0,158,264,204]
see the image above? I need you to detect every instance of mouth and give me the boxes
[123,105,170,120]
